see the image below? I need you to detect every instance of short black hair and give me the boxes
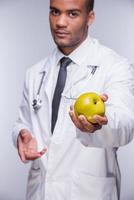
[86,0,94,12]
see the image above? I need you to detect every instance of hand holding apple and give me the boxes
[74,92,105,124]
[69,93,108,133]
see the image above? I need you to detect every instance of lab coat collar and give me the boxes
[40,35,99,73]
[39,58,50,73]
[68,35,92,66]
[39,49,64,73]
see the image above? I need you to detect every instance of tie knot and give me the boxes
[60,57,72,69]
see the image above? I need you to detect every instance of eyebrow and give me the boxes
[50,6,81,13]
[50,6,58,10]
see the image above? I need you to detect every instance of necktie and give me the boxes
[51,57,72,133]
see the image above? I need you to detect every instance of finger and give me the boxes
[24,148,47,161]
[78,115,101,133]
[39,148,47,156]
[93,115,108,125]
[100,94,108,102]
[69,111,83,129]
[78,115,95,132]
[70,104,73,111]
[25,151,43,161]
[94,123,102,130]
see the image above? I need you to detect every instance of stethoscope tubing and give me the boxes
[32,65,98,111]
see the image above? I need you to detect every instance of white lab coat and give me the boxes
[12,38,134,200]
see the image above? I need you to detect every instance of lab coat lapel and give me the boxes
[35,59,53,136]
[39,58,53,105]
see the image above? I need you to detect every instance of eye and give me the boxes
[68,11,79,18]
[50,8,60,16]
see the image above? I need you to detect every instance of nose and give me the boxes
[56,14,68,28]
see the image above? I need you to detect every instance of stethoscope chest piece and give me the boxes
[32,94,42,111]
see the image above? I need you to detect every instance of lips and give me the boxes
[54,30,70,37]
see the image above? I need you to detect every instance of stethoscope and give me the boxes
[32,65,98,111]
[32,71,46,111]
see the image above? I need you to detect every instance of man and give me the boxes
[12,0,134,199]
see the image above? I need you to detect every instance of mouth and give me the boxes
[54,30,70,38]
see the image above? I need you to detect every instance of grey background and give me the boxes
[0,0,134,200]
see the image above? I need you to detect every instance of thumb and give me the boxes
[100,94,108,102]
[20,130,32,144]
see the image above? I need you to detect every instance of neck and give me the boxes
[58,34,88,56]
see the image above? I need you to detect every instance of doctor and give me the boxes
[12,0,134,199]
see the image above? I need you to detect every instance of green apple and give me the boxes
[74,92,105,124]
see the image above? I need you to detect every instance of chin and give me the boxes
[54,37,69,46]
[56,41,70,48]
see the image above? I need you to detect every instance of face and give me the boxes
[49,0,95,55]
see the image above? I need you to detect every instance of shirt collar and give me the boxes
[55,49,65,66]
[40,34,95,73]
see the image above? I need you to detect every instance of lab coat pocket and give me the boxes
[71,173,117,200]
[28,160,40,181]
[26,160,45,200]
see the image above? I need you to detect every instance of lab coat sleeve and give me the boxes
[12,68,33,147]
[76,60,134,148]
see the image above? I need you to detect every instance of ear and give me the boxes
[87,11,95,26]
